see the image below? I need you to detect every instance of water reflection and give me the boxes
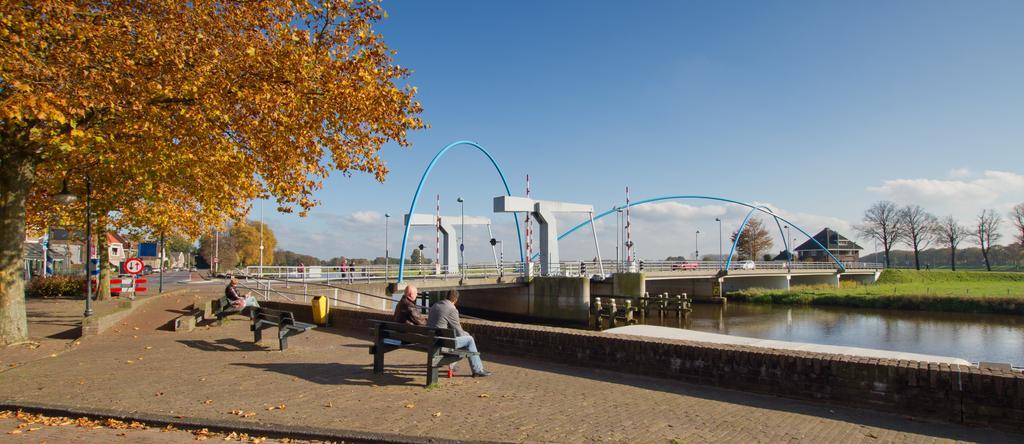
[639,303,1024,366]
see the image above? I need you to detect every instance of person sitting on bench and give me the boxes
[225,276,260,313]
[394,285,425,326]
[426,290,491,377]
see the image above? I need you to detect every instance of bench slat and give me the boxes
[384,331,457,349]
[370,320,457,338]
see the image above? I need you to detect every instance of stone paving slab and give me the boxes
[1,289,1021,443]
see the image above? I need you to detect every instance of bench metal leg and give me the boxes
[253,322,264,344]
[426,346,439,387]
[278,328,288,351]
[373,325,385,373]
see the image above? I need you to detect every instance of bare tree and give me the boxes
[900,205,937,270]
[855,201,904,268]
[1011,203,1024,246]
[934,215,969,271]
[975,209,1003,272]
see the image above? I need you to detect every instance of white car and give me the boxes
[736,260,756,270]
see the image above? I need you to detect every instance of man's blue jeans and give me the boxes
[455,335,484,373]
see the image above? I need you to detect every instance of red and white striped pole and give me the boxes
[626,186,633,264]
[525,174,532,274]
[435,194,441,275]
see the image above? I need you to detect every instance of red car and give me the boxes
[672,261,699,271]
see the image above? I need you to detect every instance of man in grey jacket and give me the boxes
[427,290,491,377]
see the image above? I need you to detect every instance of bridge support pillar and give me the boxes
[529,276,590,323]
[721,275,790,294]
[612,273,645,298]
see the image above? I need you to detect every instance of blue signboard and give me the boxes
[138,242,158,257]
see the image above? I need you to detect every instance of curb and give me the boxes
[0,400,504,444]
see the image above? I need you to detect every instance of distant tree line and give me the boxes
[272,249,432,267]
[856,201,1024,271]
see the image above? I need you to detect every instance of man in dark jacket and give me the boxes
[394,285,424,326]
[427,290,490,377]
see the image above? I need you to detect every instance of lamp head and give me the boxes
[456,197,464,203]
[53,179,78,204]
[385,213,391,218]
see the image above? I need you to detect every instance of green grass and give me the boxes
[728,269,1024,315]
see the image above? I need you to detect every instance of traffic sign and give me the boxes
[123,257,145,274]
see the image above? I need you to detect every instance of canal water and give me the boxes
[638,303,1024,367]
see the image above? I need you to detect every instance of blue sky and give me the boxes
[261,0,1024,261]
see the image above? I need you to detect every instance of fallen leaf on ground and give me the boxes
[404,404,415,409]
[323,402,332,408]
[432,412,442,417]
[478,393,490,398]
[154,392,164,397]
[202,400,213,405]
[145,346,153,350]
[125,360,135,365]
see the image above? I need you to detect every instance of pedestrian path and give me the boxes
[1,289,1020,443]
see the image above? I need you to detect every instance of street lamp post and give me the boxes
[715,217,723,271]
[259,202,264,276]
[695,229,701,261]
[456,197,464,279]
[784,225,792,265]
[54,176,93,317]
[384,213,391,281]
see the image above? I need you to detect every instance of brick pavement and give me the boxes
[1,289,1021,443]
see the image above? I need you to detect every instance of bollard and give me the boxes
[608,299,617,328]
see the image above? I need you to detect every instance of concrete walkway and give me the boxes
[605,324,974,365]
[2,289,1020,443]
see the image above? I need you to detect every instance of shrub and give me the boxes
[26,275,83,299]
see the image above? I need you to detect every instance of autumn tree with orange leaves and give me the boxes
[0,1,424,345]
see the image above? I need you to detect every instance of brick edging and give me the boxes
[0,400,502,444]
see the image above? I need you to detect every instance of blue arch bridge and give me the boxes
[247,141,881,325]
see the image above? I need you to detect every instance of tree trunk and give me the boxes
[982,248,992,271]
[96,232,111,300]
[883,248,891,269]
[913,247,921,270]
[0,150,34,346]
[950,248,956,271]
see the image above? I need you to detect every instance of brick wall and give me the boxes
[271,302,1024,430]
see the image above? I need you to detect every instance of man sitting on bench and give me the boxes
[426,290,491,377]
[225,277,260,313]
[394,285,425,326]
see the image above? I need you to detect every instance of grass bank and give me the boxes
[728,269,1024,315]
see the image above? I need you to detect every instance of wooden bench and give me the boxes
[368,320,479,387]
[172,308,205,332]
[250,307,315,350]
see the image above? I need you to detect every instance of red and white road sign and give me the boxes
[123,257,144,274]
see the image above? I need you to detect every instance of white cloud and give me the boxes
[868,170,1024,208]
[948,167,972,178]
[865,170,1024,244]
[348,211,383,224]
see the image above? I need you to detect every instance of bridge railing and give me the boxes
[245,262,527,282]
[244,260,883,282]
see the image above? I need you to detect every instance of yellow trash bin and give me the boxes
[312,296,329,326]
